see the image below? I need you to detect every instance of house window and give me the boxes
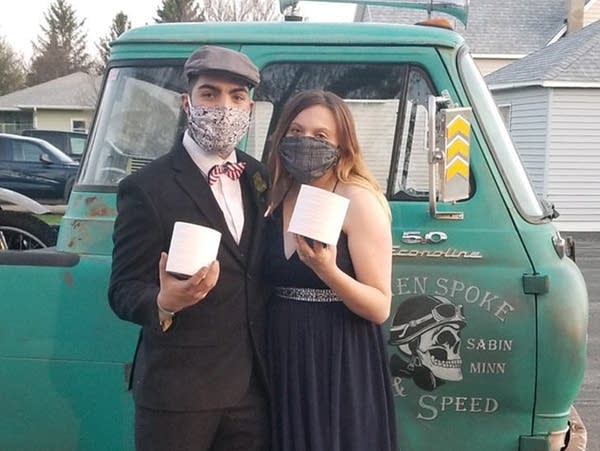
[497,104,512,130]
[72,119,87,133]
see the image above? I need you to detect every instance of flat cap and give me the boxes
[183,45,260,88]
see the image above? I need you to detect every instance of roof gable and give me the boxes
[486,19,600,87]
[356,0,568,55]
[0,72,101,111]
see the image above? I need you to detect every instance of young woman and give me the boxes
[265,90,396,451]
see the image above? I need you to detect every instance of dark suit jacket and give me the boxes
[108,140,269,411]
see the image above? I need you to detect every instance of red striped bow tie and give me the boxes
[208,161,246,185]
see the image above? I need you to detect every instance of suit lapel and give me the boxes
[171,143,245,265]
[236,151,268,267]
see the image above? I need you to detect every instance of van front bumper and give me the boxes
[519,407,586,451]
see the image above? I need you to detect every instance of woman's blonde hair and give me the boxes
[267,90,390,217]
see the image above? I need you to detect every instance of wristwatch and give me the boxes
[157,300,175,332]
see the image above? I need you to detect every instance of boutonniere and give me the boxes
[253,171,268,195]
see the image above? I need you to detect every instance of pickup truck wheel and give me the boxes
[0,211,57,250]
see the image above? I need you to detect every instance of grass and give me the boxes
[36,214,63,226]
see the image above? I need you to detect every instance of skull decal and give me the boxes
[415,323,463,381]
[389,295,466,391]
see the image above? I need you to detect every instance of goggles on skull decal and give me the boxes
[389,299,465,345]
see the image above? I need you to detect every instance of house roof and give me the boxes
[355,0,570,55]
[0,72,101,112]
[486,19,600,88]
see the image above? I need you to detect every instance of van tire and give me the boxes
[0,211,57,250]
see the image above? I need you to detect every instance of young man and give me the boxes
[109,45,270,451]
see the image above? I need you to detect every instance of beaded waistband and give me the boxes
[274,287,343,303]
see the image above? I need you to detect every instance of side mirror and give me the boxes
[40,153,53,165]
[427,92,472,220]
[439,107,471,203]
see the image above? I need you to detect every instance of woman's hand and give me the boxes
[295,234,338,277]
[156,252,220,313]
[300,184,392,325]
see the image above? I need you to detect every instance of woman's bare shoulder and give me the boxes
[337,182,381,207]
[337,182,388,229]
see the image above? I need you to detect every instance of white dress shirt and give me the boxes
[183,131,245,244]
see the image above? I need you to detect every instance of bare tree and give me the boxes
[0,37,26,95]
[202,0,280,21]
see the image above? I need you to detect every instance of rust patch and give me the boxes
[89,205,116,217]
[67,219,88,248]
[82,196,116,217]
[67,237,82,248]
[64,271,74,287]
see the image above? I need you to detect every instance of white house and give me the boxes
[0,72,100,134]
[486,20,600,231]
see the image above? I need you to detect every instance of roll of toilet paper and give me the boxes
[166,222,221,277]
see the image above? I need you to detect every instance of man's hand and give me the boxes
[156,252,220,314]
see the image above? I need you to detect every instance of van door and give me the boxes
[244,45,536,451]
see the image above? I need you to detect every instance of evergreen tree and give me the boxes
[27,0,91,86]
[96,12,132,73]
[0,37,27,95]
[202,0,280,22]
[155,0,204,23]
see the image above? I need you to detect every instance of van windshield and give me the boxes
[458,51,546,221]
[80,59,468,205]
[79,66,185,186]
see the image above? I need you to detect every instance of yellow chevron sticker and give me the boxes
[446,157,469,180]
[447,115,470,139]
[446,136,469,160]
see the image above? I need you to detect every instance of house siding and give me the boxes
[491,87,550,197]
[547,88,600,231]
[475,58,519,76]
[35,109,94,133]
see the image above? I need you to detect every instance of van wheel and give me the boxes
[0,211,57,250]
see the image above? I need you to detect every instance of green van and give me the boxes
[0,1,588,450]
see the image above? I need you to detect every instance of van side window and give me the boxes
[253,63,449,201]
[69,136,87,157]
[390,68,433,200]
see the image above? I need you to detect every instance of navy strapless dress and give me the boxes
[265,208,397,451]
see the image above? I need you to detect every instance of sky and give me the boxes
[0,1,357,60]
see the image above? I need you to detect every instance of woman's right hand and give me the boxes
[295,234,338,279]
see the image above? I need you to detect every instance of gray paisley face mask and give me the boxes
[187,104,251,158]
[279,136,339,184]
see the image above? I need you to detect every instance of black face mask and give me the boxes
[279,136,339,184]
